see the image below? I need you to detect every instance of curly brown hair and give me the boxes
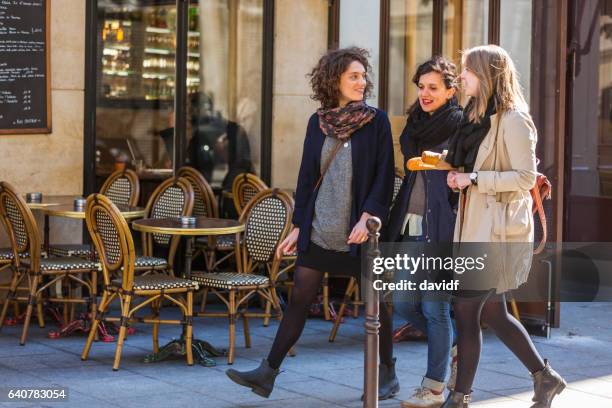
[406,55,459,116]
[308,47,374,109]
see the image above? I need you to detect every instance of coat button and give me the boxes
[428,209,431,213]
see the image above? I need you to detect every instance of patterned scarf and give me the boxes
[317,101,377,140]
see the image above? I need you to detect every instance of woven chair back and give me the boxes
[231,173,268,216]
[144,177,193,247]
[177,166,218,218]
[85,194,135,288]
[100,169,140,207]
[239,188,293,264]
[0,182,40,269]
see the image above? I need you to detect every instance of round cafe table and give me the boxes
[132,217,245,366]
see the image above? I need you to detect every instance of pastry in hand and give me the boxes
[406,153,455,171]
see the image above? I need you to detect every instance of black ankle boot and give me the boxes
[226,359,280,398]
[379,357,400,399]
[441,390,471,408]
[360,357,400,401]
[530,360,566,408]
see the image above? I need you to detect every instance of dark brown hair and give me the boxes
[308,47,374,109]
[406,55,459,116]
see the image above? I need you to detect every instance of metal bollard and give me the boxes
[363,217,381,408]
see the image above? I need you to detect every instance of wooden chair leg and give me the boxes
[228,289,236,365]
[36,294,45,328]
[328,277,356,343]
[112,295,132,371]
[152,299,160,353]
[352,282,360,318]
[185,291,194,366]
[82,291,109,361]
[322,273,331,321]
[0,271,20,330]
[20,274,39,345]
[242,308,251,348]
[199,288,209,313]
[263,298,272,327]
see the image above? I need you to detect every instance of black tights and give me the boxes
[453,290,545,394]
[267,266,394,369]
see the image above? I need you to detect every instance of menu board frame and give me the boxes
[0,0,51,135]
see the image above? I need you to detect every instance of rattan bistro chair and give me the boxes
[191,189,293,364]
[81,194,198,370]
[49,169,140,258]
[136,177,194,275]
[0,182,99,345]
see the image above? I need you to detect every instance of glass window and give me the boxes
[442,0,488,65]
[94,0,264,196]
[387,0,433,117]
[186,0,263,190]
[339,0,381,107]
[500,0,532,104]
[96,1,177,178]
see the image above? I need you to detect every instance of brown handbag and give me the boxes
[530,170,552,255]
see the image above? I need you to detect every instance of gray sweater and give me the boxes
[311,137,353,252]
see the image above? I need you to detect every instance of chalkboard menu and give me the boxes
[0,0,50,134]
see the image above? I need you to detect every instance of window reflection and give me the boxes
[186,0,263,189]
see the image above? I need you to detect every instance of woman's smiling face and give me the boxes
[417,71,455,113]
[338,61,367,107]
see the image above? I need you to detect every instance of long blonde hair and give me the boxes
[462,45,528,123]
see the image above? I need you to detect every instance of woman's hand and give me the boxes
[347,212,372,245]
[276,227,299,259]
[448,171,472,190]
[447,171,459,189]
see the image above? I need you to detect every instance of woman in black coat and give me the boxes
[386,57,462,408]
[226,47,396,400]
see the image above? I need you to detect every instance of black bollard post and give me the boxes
[363,216,381,408]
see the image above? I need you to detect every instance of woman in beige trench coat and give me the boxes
[439,45,566,408]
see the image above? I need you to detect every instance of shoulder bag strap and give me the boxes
[313,140,345,192]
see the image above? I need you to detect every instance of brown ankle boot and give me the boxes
[530,360,566,408]
[440,390,471,407]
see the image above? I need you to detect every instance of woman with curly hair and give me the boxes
[226,47,396,400]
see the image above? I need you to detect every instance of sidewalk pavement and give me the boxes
[0,302,611,407]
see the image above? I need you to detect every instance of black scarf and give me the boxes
[446,98,497,173]
[317,100,377,140]
[401,98,463,160]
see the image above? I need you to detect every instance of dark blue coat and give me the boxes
[292,109,395,256]
[385,143,458,244]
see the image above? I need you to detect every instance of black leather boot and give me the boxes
[225,359,280,398]
[379,357,400,400]
[361,357,400,401]
[530,360,566,408]
[440,390,471,408]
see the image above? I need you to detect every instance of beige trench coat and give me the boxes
[454,109,537,293]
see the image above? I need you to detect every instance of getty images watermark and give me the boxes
[370,252,488,292]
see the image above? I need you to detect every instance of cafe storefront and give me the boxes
[1,0,611,330]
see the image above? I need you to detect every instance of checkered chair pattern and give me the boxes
[190,188,293,364]
[82,194,196,371]
[49,169,140,259]
[231,173,268,215]
[0,182,99,346]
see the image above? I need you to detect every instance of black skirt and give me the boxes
[295,241,362,277]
